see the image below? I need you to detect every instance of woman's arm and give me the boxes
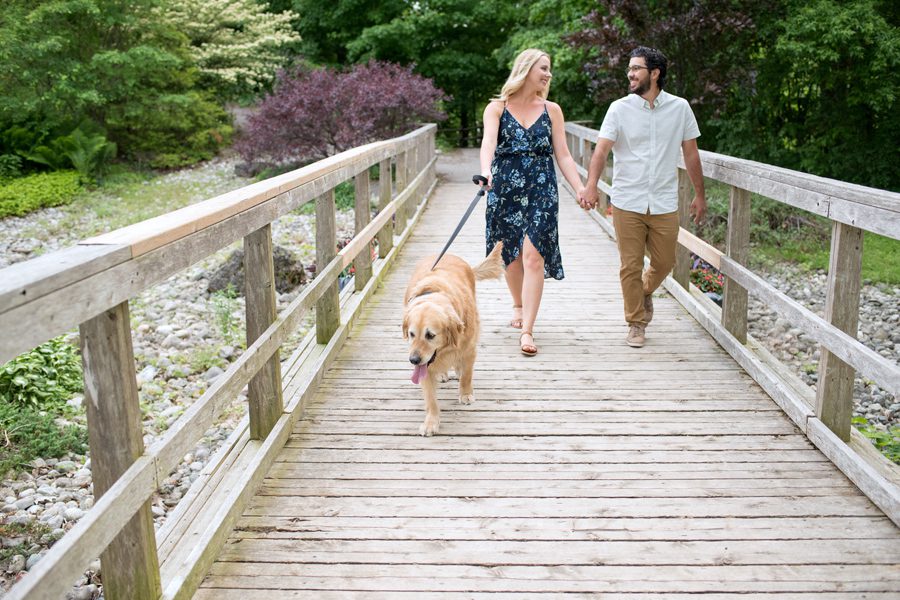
[547,102,584,196]
[479,101,503,188]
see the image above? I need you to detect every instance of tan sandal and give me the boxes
[509,305,523,329]
[519,331,537,356]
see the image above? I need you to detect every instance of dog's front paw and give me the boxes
[419,415,440,436]
[438,370,457,383]
[458,393,475,405]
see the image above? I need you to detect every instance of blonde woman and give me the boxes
[479,49,584,356]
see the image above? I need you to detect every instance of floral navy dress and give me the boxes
[486,105,564,280]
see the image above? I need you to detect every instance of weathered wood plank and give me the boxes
[79,303,161,600]
[723,185,750,342]
[244,225,283,439]
[816,221,863,440]
[315,189,340,342]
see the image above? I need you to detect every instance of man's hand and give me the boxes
[580,186,599,210]
[690,194,707,225]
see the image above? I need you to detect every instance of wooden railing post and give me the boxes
[673,169,692,288]
[395,152,408,232]
[816,222,864,441]
[354,169,373,290]
[377,158,393,258]
[79,303,161,600]
[244,224,283,439]
[581,138,591,171]
[316,189,340,342]
[570,133,581,165]
[723,186,751,343]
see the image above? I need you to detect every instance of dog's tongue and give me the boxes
[411,363,428,385]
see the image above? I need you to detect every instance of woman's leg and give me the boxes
[505,253,524,324]
[520,235,544,351]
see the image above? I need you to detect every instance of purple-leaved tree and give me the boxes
[237,60,447,164]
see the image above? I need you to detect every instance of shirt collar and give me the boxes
[633,89,669,109]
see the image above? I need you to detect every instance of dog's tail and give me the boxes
[473,242,505,281]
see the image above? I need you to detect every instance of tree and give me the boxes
[347,0,519,147]
[495,0,596,121]
[715,0,900,190]
[268,0,404,66]
[236,61,446,164]
[568,0,779,137]
[155,0,300,102]
[0,0,231,167]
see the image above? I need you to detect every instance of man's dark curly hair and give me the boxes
[629,46,668,90]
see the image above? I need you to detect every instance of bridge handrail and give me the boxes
[565,122,900,526]
[1,124,438,600]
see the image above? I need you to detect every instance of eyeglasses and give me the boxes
[625,66,650,75]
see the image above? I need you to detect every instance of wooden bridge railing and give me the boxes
[565,122,900,527]
[0,124,438,600]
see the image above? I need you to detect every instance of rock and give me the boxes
[55,461,78,473]
[202,366,224,381]
[7,554,26,573]
[25,553,42,570]
[63,507,85,521]
[207,246,306,295]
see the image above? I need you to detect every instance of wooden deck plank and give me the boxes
[194,149,899,598]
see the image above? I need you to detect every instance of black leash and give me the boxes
[430,175,489,270]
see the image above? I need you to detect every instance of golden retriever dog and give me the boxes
[403,242,504,436]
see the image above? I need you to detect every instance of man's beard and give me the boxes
[629,78,649,96]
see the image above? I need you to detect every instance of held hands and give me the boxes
[689,194,707,226]
[578,186,599,211]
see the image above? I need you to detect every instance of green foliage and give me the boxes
[691,265,724,294]
[853,417,900,464]
[0,170,81,217]
[0,521,56,564]
[0,0,230,168]
[0,402,88,475]
[494,0,597,120]
[22,124,117,183]
[0,337,83,409]
[714,0,900,190]
[346,0,518,147]
[0,154,22,179]
[110,91,233,169]
[156,0,300,102]
[210,286,241,345]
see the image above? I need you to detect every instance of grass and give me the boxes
[698,180,900,285]
[17,159,250,242]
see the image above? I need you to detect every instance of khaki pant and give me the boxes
[612,206,679,325]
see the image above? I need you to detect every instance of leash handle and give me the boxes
[472,174,488,187]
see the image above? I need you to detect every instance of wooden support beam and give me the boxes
[377,158,393,258]
[354,169,373,291]
[244,225,283,439]
[723,186,751,343]
[79,303,161,600]
[673,169,692,288]
[315,190,340,343]
[816,222,864,441]
[395,152,408,232]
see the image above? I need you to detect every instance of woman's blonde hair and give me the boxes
[494,49,551,102]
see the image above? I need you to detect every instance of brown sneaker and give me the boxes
[643,294,654,324]
[626,324,646,348]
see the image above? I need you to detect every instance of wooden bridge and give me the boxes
[1,124,899,599]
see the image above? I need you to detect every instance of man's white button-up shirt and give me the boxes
[598,90,700,215]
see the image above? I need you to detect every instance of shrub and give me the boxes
[853,417,900,465]
[0,402,87,475]
[0,154,22,179]
[0,171,81,217]
[237,60,446,164]
[0,337,83,409]
[22,124,117,184]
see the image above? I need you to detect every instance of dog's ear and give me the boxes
[444,306,465,348]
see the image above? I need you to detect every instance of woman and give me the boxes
[479,49,585,356]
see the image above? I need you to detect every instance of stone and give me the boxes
[207,245,306,295]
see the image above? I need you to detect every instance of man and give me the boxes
[580,46,706,348]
